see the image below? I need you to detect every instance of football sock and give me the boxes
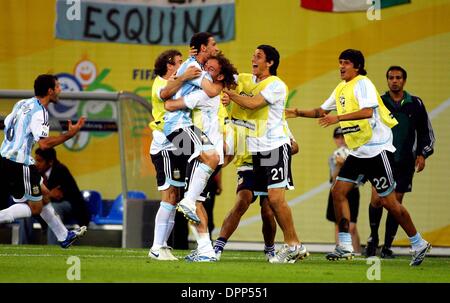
[163,205,177,247]
[185,162,214,202]
[214,237,227,253]
[338,232,353,250]
[0,203,32,223]
[264,244,275,254]
[40,203,68,242]
[409,233,425,250]
[153,201,175,250]
[368,204,383,240]
[197,232,214,254]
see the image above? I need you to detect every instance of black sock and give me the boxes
[214,237,228,252]
[384,213,399,248]
[369,205,383,240]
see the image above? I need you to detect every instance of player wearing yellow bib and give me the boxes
[214,115,298,262]
[224,45,308,264]
[148,50,201,261]
[287,49,431,266]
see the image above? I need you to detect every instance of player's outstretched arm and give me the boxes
[318,107,373,127]
[38,117,86,150]
[285,107,328,119]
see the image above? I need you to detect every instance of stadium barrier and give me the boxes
[0,90,155,248]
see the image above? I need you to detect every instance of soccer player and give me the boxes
[223,45,308,264]
[287,49,431,266]
[325,127,361,254]
[159,32,223,225]
[0,74,87,248]
[148,49,201,261]
[213,119,299,261]
[164,53,238,262]
[365,66,435,258]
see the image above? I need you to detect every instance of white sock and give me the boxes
[338,232,354,251]
[40,203,68,242]
[0,203,32,223]
[197,232,214,255]
[163,207,176,247]
[152,201,175,250]
[185,163,214,202]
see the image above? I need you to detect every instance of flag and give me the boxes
[301,0,410,12]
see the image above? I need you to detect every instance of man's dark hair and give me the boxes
[339,49,367,76]
[154,49,182,77]
[386,65,407,80]
[190,32,213,53]
[35,147,57,162]
[34,74,58,97]
[257,45,280,76]
[210,52,238,89]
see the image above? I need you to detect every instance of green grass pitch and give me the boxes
[0,245,449,283]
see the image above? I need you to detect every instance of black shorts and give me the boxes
[150,150,188,191]
[0,156,42,202]
[166,125,214,160]
[236,169,258,203]
[326,187,360,223]
[252,144,294,195]
[394,161,414,193]
[337,150,396,197]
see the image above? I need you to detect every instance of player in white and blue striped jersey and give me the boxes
[164,53,238,261]
[158,32,224,225]
[0,74,87,248]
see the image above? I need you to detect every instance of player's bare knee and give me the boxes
[162,187,179,205]
[261,203,274,220]
[370,196,382,208]
[200,150,219,169]
[28,201,43,215]
[234,200,250,215]
[331,187,347,204]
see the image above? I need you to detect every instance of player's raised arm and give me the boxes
[159,66,202,100]
[285,107,329,119]
[38,116,86,150]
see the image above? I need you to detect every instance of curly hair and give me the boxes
[209,52,238,89]
[153,49,182,77]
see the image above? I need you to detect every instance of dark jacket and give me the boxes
[381,91,435,166]
[46,161,90,227]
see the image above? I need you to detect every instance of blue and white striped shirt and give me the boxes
[162,56,207,136]
[1,97,49,165]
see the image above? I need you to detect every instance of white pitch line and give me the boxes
[429,97,450,119]
[0,253,147,259]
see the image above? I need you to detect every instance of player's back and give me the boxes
[1,97,48,165]
[162,57,204,136]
